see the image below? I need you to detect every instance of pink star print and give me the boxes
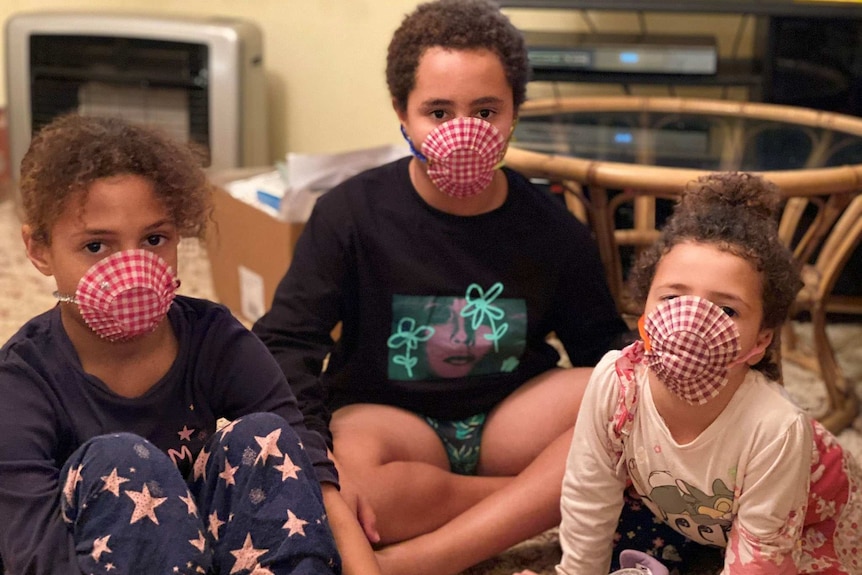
[100,468,130,497]
[229,533,268,574]
[274,455,301,481]
[178,426,195,441]
[125,484,167,525]
[193,447,211,481]
[219,419,241,438]
[179,492,198,516]
[209,511,226,540]
[254,429,284,465]
[190,530,207,553]
[91,535,112,561]
[62,464,84,504]
[219,460,239,486]
[282,510,308,537]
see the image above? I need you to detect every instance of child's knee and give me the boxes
[225,411,288,434]
[212,412,303,452]
[61,433,187,526]
[63,432,176,478]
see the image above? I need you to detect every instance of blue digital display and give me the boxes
[619,52,640,64]
[614,132,634,144]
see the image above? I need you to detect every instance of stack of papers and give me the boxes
[223,144,410,222]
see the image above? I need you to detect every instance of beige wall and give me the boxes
[0,1,753,160]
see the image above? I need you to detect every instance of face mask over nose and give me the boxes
[402,117,508,199]
[55,249,178,342]
[637,295,768,405]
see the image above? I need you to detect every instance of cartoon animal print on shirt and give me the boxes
[636,470,734,547]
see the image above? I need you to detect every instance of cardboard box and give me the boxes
[206,169,305,325]
[205,145,407,326]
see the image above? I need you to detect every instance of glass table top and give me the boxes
[512,107,862,173]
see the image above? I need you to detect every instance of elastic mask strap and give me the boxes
[400,125,428,163]
[729,339,769,368]
[53,291,76,304]
[637,314,652,352]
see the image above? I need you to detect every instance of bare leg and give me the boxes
[331,404,511,543]
[374,367,591,575]
[376,430,572,575]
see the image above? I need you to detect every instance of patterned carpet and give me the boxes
[1,196,860,575]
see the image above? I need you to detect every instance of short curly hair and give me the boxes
[20,114,212,244]
[386,0,530,112]
[628,172,803,380]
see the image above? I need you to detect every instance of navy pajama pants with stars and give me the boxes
[60,412,341,575]
[611,485,724,575]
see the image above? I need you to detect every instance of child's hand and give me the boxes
[328,449,379,543]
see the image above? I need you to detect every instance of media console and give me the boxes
[523,31,718,76]
[501,0,862,116]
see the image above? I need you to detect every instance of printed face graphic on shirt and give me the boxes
[387,282,526,380]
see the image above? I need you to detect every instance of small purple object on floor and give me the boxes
[611,550,670,575]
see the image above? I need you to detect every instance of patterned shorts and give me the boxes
[424,413,487,475]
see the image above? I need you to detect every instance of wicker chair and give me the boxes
[779,193,862,432]
[505,96,862,432]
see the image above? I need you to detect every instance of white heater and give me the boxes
[4,11,270,178]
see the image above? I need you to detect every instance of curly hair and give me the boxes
[628,172,803,380]
[386,0,530,112]
[19,114,212,244]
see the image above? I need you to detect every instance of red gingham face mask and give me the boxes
[56,249,178,342]
[409,117,507,199]
[640,295,742,405]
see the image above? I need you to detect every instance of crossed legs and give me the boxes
[330,366,592,575]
